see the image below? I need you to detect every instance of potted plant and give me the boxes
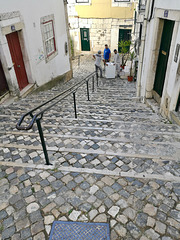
[118,40,131,68]
[128,51,136,82]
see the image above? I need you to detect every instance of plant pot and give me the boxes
[128,76,133,82]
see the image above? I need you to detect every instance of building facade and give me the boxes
[137,0,180,124]
[0,0,72,100]
[68,0,138,55]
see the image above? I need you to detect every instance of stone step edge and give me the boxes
[42,124,180,136]
[0,143,177,161]
[1,130,180,147]
[1,123,180,137]
[0,115,177,128]
[0,160,179,182]
[0,107,158,116]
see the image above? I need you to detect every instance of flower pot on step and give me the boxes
[128,76,133,82]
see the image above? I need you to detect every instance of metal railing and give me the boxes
[72,54,84,67]
[16,71,98,165]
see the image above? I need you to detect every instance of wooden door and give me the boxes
[0,60,9,96]
[6,32,28,90]
[80,28,90,51]
[153,20,175,97]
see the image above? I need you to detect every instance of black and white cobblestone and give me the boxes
[0,55,180,239]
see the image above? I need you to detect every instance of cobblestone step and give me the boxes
[0,134,179,162]
[0,55,180,240]
[1,127,180,146]
[0,142,180,177]
[0,115,180,134]
[0,163,180,239]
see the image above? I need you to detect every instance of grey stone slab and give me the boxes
[19,174,30,182]
[136,213,148,227]
[170,210,180,223]
[9,194,21,205]
[2,226,15,239]
[79,181,90,190]
[14,200,25,210]
[0,210,8,220]
[20,227,31,239]
[156,211,167,222]
[127,222,141,239]
[2,216,14,229]
[95,190,107,200]
[51,180,63,190]
[40,179,50,187]
[167,226,180,239]
[29,210,43,224]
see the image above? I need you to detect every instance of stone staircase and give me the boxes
[0,73,180,178]
[0,57,180,239]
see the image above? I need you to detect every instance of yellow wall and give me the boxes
[75,0,134,19]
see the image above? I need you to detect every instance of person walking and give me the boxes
[103,44,111,69]
[113,49,121,77]
[93,50,103,78]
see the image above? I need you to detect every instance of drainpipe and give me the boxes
[136,0,151,97]
[63,0,73,78]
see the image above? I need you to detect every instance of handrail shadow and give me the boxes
[16,71,98,165]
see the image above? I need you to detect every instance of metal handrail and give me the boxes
[16,71,98,165]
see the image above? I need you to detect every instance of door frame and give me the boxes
[80,28,90,51]
[175,92,180,112]
[6,31,29,91]
[118,28,131,53]
[0,60,9,96]
[153,19,175,98]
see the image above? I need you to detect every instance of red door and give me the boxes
[6,32,28,90]
[0,60,9,96]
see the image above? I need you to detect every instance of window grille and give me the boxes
[43,20,56,57]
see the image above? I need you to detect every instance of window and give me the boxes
[41,14,58,62]
[43,20,56,57]
[76,0,89,3]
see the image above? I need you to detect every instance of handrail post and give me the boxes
[97,74,99,87]
[36,118,51,165]
[73,92,77,119]
[78,55,80,66]
[86,80,90,101]
[92,76,94,92]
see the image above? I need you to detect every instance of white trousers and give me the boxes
[116,63,120,75]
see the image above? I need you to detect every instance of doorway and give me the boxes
[153,20,175,97]
[118,29,131,53]
[6,31,29,90]
[0,60,9,96]
[80,28,90,51]
[175,93,180,112]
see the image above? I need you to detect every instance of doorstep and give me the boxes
[20,83,36,98]
[170,111,180,126]
[0,91,10,105]
[0,84,36,107]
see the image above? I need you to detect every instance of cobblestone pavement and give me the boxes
[0,55,180,239]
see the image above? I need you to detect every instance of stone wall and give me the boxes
[69,17,133,54]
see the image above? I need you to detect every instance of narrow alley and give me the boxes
[0,56,180,240]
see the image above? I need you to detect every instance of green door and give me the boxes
[118,29,131,53]
[80,28,90,51]
[153,20,175,97]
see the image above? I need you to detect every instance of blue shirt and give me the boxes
[104,48,111,60]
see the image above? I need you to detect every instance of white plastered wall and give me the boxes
[139,0,180,116]
[0,0,71,90]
